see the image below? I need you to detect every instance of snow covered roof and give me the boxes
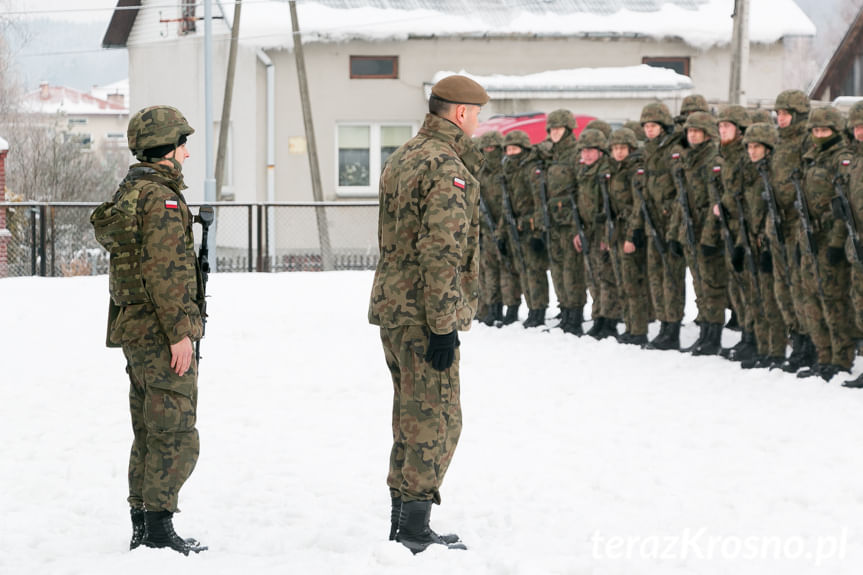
[431,65,694,100]
[90,78,129,103]
[105,0,815,51]
[0,136,8,152]
[22,84,129,117]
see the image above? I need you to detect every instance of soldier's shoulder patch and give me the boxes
[842,159,851,167]
[165,199,179,209]
[712,165,721,173]
[672,152,681,160]
[453,177,466,189]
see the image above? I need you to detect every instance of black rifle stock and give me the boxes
[633,169,669,274]
[534,163,552,250]
[500,175,529,278]
[791,169,826,301]
[671,162,703,286]
[599,171,623,286]
[194,205,214,363]
[758,160,792,289]
[732,190,764,311]
[568,187,596,288]
[832,174,863,265]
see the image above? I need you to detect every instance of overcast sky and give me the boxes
[3,0,119,24]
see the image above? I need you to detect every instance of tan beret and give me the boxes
[431,75,489,106]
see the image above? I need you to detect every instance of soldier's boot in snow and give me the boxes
[777,332,805,372]
[390,497,401,541]
[797,363,846,381]
[599,319,619,340]
[692,323,723,356]
[725,309,740,331]
[562,308,584,336]
[624,333,648,346]
[130,508,145,550]
[555,308,571,330]
[649,321,679,350]
[500,303,520,326]
[141,510,207,555]
[522,308,546,328]
[481,303,503,326]
[681,323,708,353]
[842,372,863,388]
[726,331,757,362]
[395,500,466,554]
[586,317,605,339]
[646,321,669,349]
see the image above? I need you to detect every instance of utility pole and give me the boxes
[289,0,333,271]
[215,0,242,200]
[728,0,750,105]
[204,0,217,267]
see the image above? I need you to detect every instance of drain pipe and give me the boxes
[256,48,276,267]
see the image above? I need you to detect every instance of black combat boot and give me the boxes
[395,500,466,554]
[499,303,520,326]
[562,308,584,336]
[842,372,863,388]
[646,321,669,349]
[797,363,846,381]
[141,510,207,555]
[725,331,756,362]
[777,332,805,372]
[724,309,740,331]
[586,317,605,338]
[625,333,648,347]
[681,323,708,353]
[523,308,546,328]
[740,355,766,369]
[481,303,503,326]
[599,319,620,340]
[649,321,679,350]
[556,308,571,330]
[692,323,722,356]
[130,508,145,550]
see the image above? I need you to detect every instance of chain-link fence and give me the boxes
[0,201,380,278]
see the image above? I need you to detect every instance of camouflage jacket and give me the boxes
[501,149,544,238]
[668,140,724,246]
[101,163,203,347]
[630,129,684,235]
[477,148,504,237]
[802,133,852,249]
[774,120,811,230]
[544,134,579,228]
[738,156,771,248]
[607,149,644,242]
[576,155,612,241]
[368,113,482,334]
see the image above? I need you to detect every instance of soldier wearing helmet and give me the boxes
[842,101,863,387]
[90,105,206,554]
[635,101,686,350]
[501,129,550,327]
[674,94,710,131]
[474,130,522,326]
[608,128,649,345]
[770,89,815,373]
[543,109,586,334]
[847,100,863,154]
[796,105,856,381]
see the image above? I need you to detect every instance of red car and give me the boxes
[474,112,597,144]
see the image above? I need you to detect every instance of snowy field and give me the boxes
[2,271,863,574]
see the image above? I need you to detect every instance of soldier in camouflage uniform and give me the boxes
[668,112,726,355]
[574,129,620,339]
[631,102,686,350]
[543,109,585,334]
[501,130,550,328]
[90,106,206,555]
[841,103,863,387]
[475,131,521,326]
[772,90,817,372]
[674,94,710,135]
[611,128,649,345]
[795,106,854,381]
[368,75,486,553]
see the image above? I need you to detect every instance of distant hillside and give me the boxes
[794,0,863,67]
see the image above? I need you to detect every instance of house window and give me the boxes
[642,56,691,77]
[64,132,92,150]
[350,56,398,79]
[337,123,415,197]
[180,1,196,35]
[67,117,88,128]
[105,132,127,147]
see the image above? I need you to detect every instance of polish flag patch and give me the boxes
[637,168,645,175]
[713,166,721,173]
[165,199,179,209]
[453,177,466,189]
[672,152,681,160]
[842,159,851,166]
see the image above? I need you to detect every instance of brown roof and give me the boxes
[810,5,863,100]
[102,0,142,49]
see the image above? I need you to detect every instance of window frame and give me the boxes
[335,121,417,198]
[349,56,399,79]
[642,56,691,77]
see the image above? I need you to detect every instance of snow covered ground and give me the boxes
[2,271,863,574]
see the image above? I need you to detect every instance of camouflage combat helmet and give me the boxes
[640,102,673,128]
[774,89,810,115]
[717,105,751,131]
[547,109,576,131]
[623,120,646,141]
[578,128,607,151]
[807,106,844,132]
[477,130,504,148]
[742,122,778,150]
[584,119,612,139]
[680,94,709,115]
[749,108,773,125]
[848,100,863,128]
[684,111,718,140]
[127,105,194,161]
[504,130,531,149]
[609,127,638,150]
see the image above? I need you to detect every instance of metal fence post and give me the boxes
[256,203,264,272]
[30,207,36,276]
[247,204,253,273]
[39,205,47,277]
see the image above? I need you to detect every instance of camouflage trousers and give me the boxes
[621,242,649,336]
[768,222,804,335]
[798,234,854,369]
[689,248,726,325]
[589,230,622,321]
[853,264,863,333]
[480,233,522,308]
[123,342,199,513]
[516,235,550,310]
[647,239,686,323]
[748,255,788,358]
[548,224,586,310]
[381,325,462,504]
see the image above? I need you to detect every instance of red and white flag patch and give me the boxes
[842,159,851,166]
[672,152,681,160]
[165,199,178,209]
[453,177,466,189]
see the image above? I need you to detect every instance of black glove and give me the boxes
[701,244,719,257]
[827,246,845,266]
[760,250,773,274]
[631,228,646,249]
[497,238,508,257]
[731,246,745,272]
[425,330,459,372]
[668,240,684,258]
[530,237,545,254]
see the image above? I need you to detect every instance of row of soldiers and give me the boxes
[474,91,863,387]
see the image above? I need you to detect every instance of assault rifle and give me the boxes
[633,169,668,274]
[479,194,513,272]
[707,167,745,295]
[671,161,703,286]
[194,205,214,362]
[500,175,529,278]
[832,174,863,265]
[534,164,552,251]
[731,190,764,311]
[791,169,826,301]
[599,172,623,285]
[758,160,792,289]
[568,187,596,288]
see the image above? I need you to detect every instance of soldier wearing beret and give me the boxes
[368,75,487,553]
